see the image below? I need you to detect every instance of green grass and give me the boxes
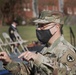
[0,26,37,43]
[18,26,37,43]
[0,25,76,46]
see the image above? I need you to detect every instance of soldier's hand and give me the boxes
[0,52,12,65]
[18,51,38,61]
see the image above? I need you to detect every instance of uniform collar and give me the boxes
[42,35,65,54]
[12,24,16,28]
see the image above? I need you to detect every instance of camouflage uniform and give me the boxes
[4,35,76,75]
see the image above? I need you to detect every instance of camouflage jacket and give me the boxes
[4,35,76,75]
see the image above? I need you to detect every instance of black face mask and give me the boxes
[36,29,53,44]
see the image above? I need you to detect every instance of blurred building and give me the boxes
[0,0,76,25]
[21,0,76,20]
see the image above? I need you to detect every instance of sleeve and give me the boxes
[3,61,31,75]
[33,53,58,74]
[59,49,76,68]
[34,53,57,67]
[9,27,14,34]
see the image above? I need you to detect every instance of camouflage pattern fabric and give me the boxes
[34,10,64,24]
[4,35,76,75]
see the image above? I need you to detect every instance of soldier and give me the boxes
[8,20,18,42]
[0,10,76,75]
[8,20,19,52]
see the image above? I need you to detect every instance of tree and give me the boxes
[0,0,23,25]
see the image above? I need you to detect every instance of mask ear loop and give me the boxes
[52,31,57,36]
[49,23,57,36]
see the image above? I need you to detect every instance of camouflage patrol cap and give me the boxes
[34,10,64,24]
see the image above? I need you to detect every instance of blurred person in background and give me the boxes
[8,20,18,42]
[8,20,19,53]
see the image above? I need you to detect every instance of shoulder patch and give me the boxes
[59,49,76,68]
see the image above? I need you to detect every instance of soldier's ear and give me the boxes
[55,24,60,30]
